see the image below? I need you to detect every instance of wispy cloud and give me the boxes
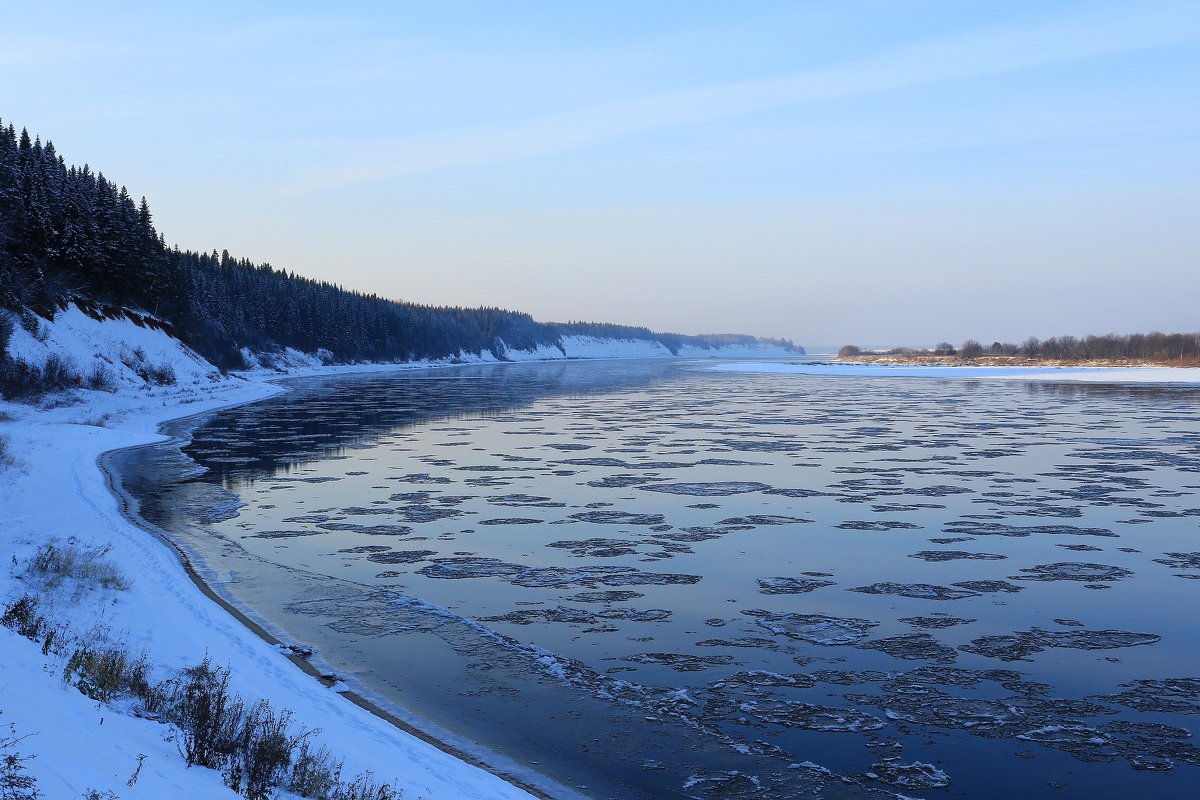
[282,2,1200,194]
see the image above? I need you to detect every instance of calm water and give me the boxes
[113,360,1200,799]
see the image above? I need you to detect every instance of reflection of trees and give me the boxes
[179,361,682,481]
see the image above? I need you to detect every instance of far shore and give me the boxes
[836,354,1200,369]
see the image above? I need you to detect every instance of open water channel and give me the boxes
[111,359,1200,799]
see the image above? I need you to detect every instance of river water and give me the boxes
[110,359,1200,799]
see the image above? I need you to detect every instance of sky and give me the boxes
[3,1,1198,349]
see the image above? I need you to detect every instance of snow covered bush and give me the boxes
[27,541,130,594]
[0,596,47,642]
[0,354,82,399]
[167,657,244,772]
[0,717,40,800]
[226,701,302,800]
[286,740,343,798]
[83,363,118,392]
[121,346,177,386]
[329,773,402,800]
[62,644,153,705]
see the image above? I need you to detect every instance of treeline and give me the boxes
[0,116,796,373]
[172,249,564,370]
[839,332,1200,363]
[0,119,179,316]
[547,322,797,355]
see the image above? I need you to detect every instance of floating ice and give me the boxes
[866,759,951,790]
[908,550,1006,562]
[639,482,772,496]
[756,577,836,595]
[746,610,879,645]
[1012,562,1133,582]
[849,582,979,601]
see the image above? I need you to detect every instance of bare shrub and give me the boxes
[0,355,83,400]
[63,645,152,705]
[40,354,78,388]
[837,344,861,358]
[227,701,303,800]
[0,714,40,800]
[331,773,402,800]
[1,595,47,641]
[958,340,984,359]
[287,740,343,798]
[27,541,130,593]
[120,346,176,386]
[167,658,246,771]
[144,362,176,386]
[84,363,118,392]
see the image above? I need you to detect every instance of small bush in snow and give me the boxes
[0,355,82,400]
[120,347,176,386]
[84,363,118,392]
[145,362,176,385]
[167,657,246,771]
[17,310,43,339]
[27,541,131,593]
[330,772,402,800]
[0,312,13,355]
[0,436,12,469]
[62,644,153,705]
[40,354,76,387]
[226,701,303,800]
[0,596,47,642]
[287,740,343,798]
[0,714,40,800]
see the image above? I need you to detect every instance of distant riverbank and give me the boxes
[837,353,1200,369]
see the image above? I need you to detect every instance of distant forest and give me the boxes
[0,116,797,371]
[840,333,1200,364]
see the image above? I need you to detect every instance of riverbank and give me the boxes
[837,353,1200,369]
[712,359,1200,383]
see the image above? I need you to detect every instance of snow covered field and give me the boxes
[709,360,1200,384]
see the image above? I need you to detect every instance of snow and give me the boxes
[707,360,1200,384]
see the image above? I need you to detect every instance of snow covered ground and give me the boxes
[709,360,1200,384]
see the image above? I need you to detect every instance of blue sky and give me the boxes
[4,1,1198,347]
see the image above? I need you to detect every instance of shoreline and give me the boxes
[96,367,577,800]
[708,359,1200,384]
[836,354,1200,369]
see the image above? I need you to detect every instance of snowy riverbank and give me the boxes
[708,360,1200,384]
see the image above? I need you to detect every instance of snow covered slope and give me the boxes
[5,302,223,390]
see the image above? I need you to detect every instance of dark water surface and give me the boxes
[113,360,1200,799]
